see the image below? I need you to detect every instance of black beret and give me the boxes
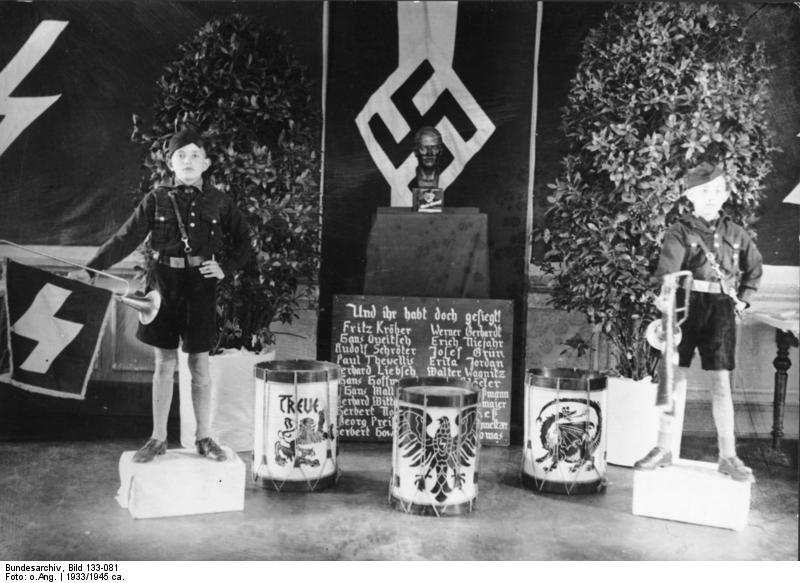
[167,128,204,158]
[685,162,724,190]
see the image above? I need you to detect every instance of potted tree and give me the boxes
[131,14,321,451]
[538,3,775,465]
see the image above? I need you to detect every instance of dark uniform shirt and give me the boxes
[654,213,762,304]
[88,181,252,276]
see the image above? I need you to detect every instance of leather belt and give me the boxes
[158,255,205,269]
[692,280,722,294]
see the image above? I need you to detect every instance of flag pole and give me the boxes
[0,239,130,296]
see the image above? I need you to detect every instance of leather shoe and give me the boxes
[633,446,672,470]
[132,438,167,463]
[196,437,227,461]
[718,456,755,483]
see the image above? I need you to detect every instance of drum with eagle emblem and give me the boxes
[390,377,481,516]
[253,360,340,491]
[522,368,608,494]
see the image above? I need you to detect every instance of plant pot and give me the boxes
[605,376,687,466]
[605,376,660,467]
[179,348,276,452]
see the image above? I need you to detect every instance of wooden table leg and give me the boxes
[771,329,798,451]
[758,329,799,467]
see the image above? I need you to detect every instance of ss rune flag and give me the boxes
[1,259,113,399]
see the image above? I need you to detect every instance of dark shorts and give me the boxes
[678,291,737,371]
[136,263,217,353]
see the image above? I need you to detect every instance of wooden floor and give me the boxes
[0,434,796,562]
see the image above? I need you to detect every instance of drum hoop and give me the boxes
[526,367,607,391]
[396,376,479,407]
[254,359,341,383]
[397,400,480,414]
[389,493,476,516]
[520,472,604,495]
[257,471,339,492]
[398,376,473,390]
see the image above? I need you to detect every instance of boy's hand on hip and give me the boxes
[200,259,224,280]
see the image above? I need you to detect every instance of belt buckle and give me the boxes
[693,280,720,294]
[168,257,186,268]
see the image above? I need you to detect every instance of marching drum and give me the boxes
[522,368,608,495]
[253,360,340,491]
[390,377,481,517]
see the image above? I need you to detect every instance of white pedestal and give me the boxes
[116,447,245,519]
[632,459,751,531]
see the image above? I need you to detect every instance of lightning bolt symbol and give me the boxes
[12,283,83,374]
[0,20,68,158]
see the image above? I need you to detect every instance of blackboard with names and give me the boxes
[331,294,513,445]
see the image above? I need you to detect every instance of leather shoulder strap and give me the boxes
[167,193,192,254]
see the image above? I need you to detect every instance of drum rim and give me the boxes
[254,359,340,382]
[526,367,607,391]
[397,376,474,390]
[396,376,480,406]
[520,472,605,495]
[388,493,477,516]
[254,471,339,492]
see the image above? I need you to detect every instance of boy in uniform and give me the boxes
[634,162,762,482]
[73,128,252,463]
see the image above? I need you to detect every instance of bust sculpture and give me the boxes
[412,126,443,212]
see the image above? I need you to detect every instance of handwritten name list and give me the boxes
[331,295,513,445]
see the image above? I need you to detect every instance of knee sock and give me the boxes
[709,370,737,458]
[151,348,178,442]
[657,369,687,451]
[188,352,212,441]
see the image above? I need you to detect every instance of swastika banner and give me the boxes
[319,1,538,436]
[1,260,113,399]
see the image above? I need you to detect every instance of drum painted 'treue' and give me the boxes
[253,360,340,491]
[522,368,608,495]
[390,377,481,517]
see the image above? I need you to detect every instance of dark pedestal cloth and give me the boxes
[363,209,490,298]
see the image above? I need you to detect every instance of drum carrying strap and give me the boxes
[167,193,193,254]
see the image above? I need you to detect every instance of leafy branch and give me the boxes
[537,3,776,380]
